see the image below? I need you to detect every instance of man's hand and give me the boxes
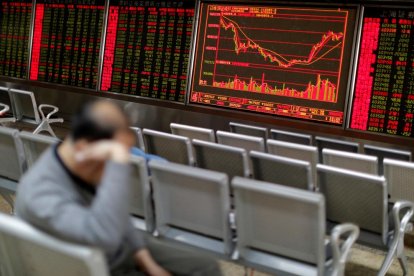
[134,249,171,276]
[75,141,130,164]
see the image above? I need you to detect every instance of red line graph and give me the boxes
[220,15,344,68]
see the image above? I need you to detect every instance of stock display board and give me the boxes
[100,0,195,102]
[189,2,357,124]
[29,0,105,89]
[350,7,414,137]
[0,0,32,78]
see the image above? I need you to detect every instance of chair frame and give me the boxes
[217,130,266,152]
[0,213,109,276]
[170,123,216,142]
[322,148,378,175]
[229,122,268,140]
[317,164,414,276]
[270,129,312,145]
[130,127,146,151]
[383,158,414,203]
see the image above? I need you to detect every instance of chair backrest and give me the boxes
[0,213,109,276]
[229,122,268,140]
[322,148,378,175]
[232,177,326,275]
[170,123,215,142]
[149,161,232,255]
[193,139,250,180]
[317,164,388,243]
[9,89,40,123]
[143,129,194,165]
[0,126,24,181]
[364,144,412,175]
[315,136,359,162]
[270,129,312,145]
[250,151,313,190]
[217,131,265,152]
[129,155,154,232]
[267,139,318,185]
[384,158,414,203]
[130,127,145,151]
[18,131,59,172]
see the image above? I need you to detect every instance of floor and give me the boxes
[1,195,413,276]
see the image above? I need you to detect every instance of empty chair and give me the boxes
[384,158,414,204]
[193,139,250,180]
[149,161,233,256]
[143,129,194,165]
[18,131,60,172]
[0,126,24,209]
[170,123,215,142]
[317,164,414,276]
[232,177,359,276]
[229,122,268,140]
[129,156,154,233]
[250,151,313,190]
[364,144,412,175]
[0,213,109,276]
[270,129,312,145]
[9,89,64,137]
[322,148,378,175]
[130,127,145,151]
[267,139,318,185]
[217,131,265,152]
[315,136,359,163]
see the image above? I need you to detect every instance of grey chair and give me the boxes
[364,144,412,175]
[250,151,313,191]
[193,139,250,180]
[143,129,194,165]
[9,89,64,137]
[270,129,312,145]
[217,131,265,153]
[129,155,154,233]
[18,131,59,172]
[0,213,109,276]
[315,136,359,163]
[149,161,233,256]
[229,122,268,140]
[267,139,319,185]
[384,158,414,204]
[232,177,359,276]
[170,123,215,142]
[322,148,378,175]
[130,127,145,151]
[317,164,414,276]
[0,126,25,210]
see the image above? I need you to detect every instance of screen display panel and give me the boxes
[189,2,358,124]
[100,0,195,102]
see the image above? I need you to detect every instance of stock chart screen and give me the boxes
[29,0,105,89]
[350,7,414,137]
[0,0,32,78]
[100,0,195,102]
[189,3,357,124]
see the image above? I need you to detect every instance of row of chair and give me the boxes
[0,87,63,137]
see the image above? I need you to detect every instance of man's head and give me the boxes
[60,100,135,184]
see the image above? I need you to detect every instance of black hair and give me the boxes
[70,101,120,142]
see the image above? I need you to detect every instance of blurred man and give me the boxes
[15,100,221,276]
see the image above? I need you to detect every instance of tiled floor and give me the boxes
[1,194,413,276]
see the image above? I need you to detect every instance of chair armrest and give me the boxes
[38,104,60,120]
[0,103,10,115]
[329,223,359,276]
[392,200,414,235]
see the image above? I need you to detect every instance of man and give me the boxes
[15,100,221,275]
